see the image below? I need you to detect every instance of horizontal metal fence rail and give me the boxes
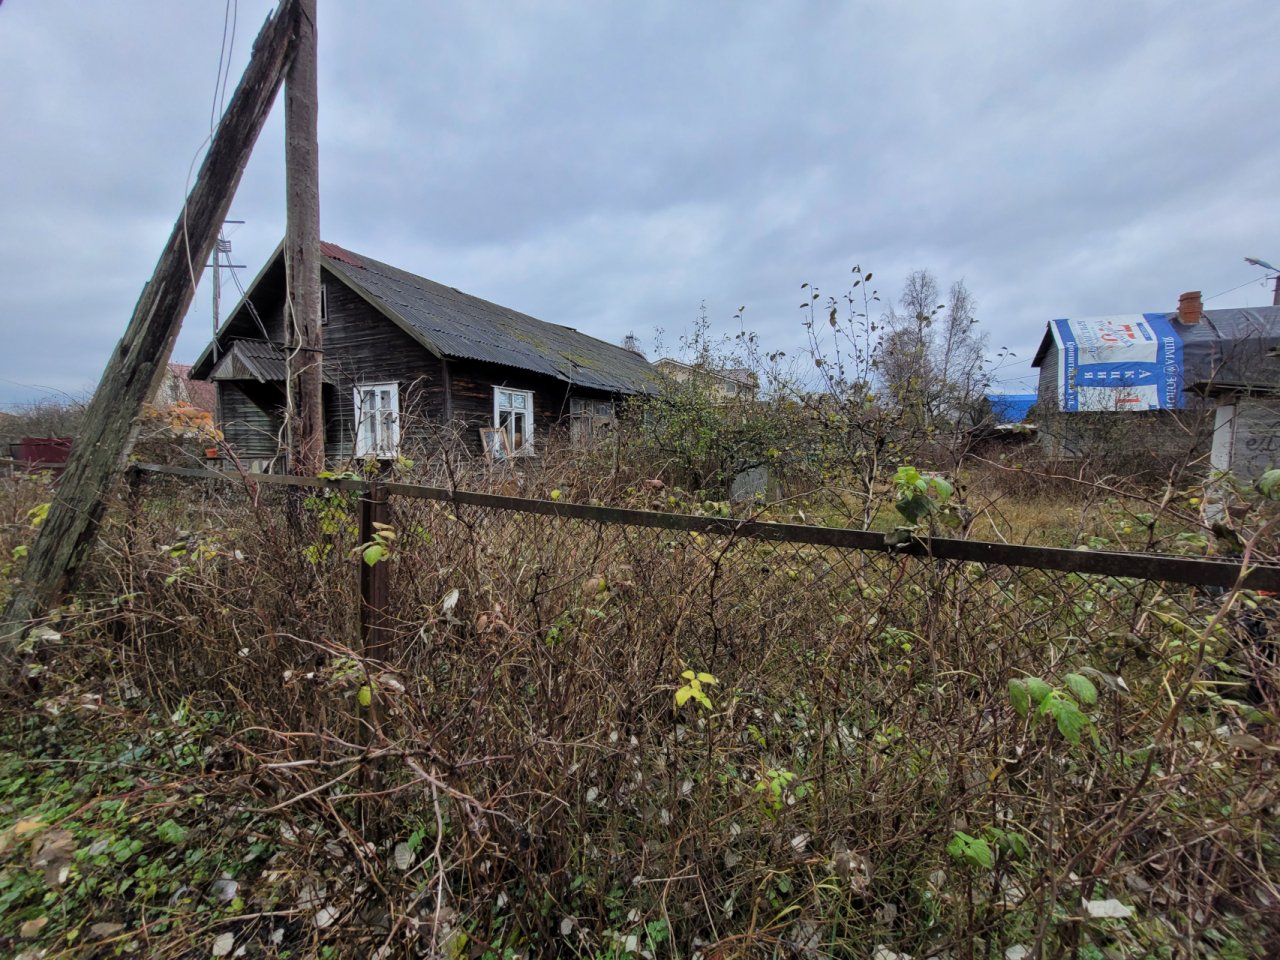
[128,462,1280,592]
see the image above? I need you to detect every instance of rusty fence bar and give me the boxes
[127,463,1280,592]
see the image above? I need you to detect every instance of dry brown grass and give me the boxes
[1,458,1277,958]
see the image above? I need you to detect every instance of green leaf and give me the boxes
[946,831,994,870]
[1258,468,1280,500]
[1025,677,1052,705]
[895,496,932,525]
[357,685,372,708]
[1003,831,1030,859]
[1008,678,1030,717]
[675,687,693,709]
[1064,673,1098,706]
[156,820,187,845]
[1048,696,1089,745]
[362,543,386,566]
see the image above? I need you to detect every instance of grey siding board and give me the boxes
[217,381,283,459]
[1037,344,1059,413]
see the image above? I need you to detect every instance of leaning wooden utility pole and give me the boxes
[1,0,302,654]
[284,0,325,476]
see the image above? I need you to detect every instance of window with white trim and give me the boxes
[353,382,400,458]
[492,387,534,456]
[569,397,616,446]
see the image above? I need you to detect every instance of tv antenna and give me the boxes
[210,220,246,335]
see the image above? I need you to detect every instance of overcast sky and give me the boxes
[2,0,1277,408]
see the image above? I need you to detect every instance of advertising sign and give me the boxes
[1050,313,1183,412]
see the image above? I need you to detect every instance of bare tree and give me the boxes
[877,270,988,432]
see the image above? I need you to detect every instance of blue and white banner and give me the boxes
[1051,313,1183,412]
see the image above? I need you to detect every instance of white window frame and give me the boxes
[492,387,534,457]
[353,382,400,458]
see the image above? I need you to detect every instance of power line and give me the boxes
[1205,274,1276,302]
[220,1,238,121]
[209,0,237,134]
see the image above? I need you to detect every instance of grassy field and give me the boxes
[1,463,1277,959]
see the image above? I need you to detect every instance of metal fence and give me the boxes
[104,461,1280,955]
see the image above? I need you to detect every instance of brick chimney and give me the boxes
[1177,290,1203,324]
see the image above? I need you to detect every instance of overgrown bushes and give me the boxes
[1,465,1277,958]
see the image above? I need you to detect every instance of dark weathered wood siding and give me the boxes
[217,381,284,460]
[213,266,632,463]
[318,274,445,457]
[446,361,617,451]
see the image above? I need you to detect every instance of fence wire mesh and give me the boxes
[72,467,1280,957]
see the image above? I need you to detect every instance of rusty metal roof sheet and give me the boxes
[319,243,657,395]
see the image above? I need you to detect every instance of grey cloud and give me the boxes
[2,0,1278,408]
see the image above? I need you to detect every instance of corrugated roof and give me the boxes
[208,339,333,385]
[1181,307,1280,386]
[319,242,658,395]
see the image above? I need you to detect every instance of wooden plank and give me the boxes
[125,463,1280,592]
[284,0,324,475]
[359,483,393,663]
[2,1,301,650]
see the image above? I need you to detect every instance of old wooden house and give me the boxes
[191,242,657,466]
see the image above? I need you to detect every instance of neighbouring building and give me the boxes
[1190,346,1280,483]
[155,363,217,415]
[986,393,1037,425]
[652,357,758,399]
[1030,291,1280,466]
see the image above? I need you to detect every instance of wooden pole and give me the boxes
[285,0,325,476]
[357,481,391,832]
[1,0,301,652]
[359,482,393,665]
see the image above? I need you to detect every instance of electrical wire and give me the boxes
[228,261,272,342]
[180,1,241,325]
[220,2,238,121]
[210,0,234,135]
[1205,274,1276,302]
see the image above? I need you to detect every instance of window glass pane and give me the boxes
[512,392,526,409]
[356,383,398,457]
